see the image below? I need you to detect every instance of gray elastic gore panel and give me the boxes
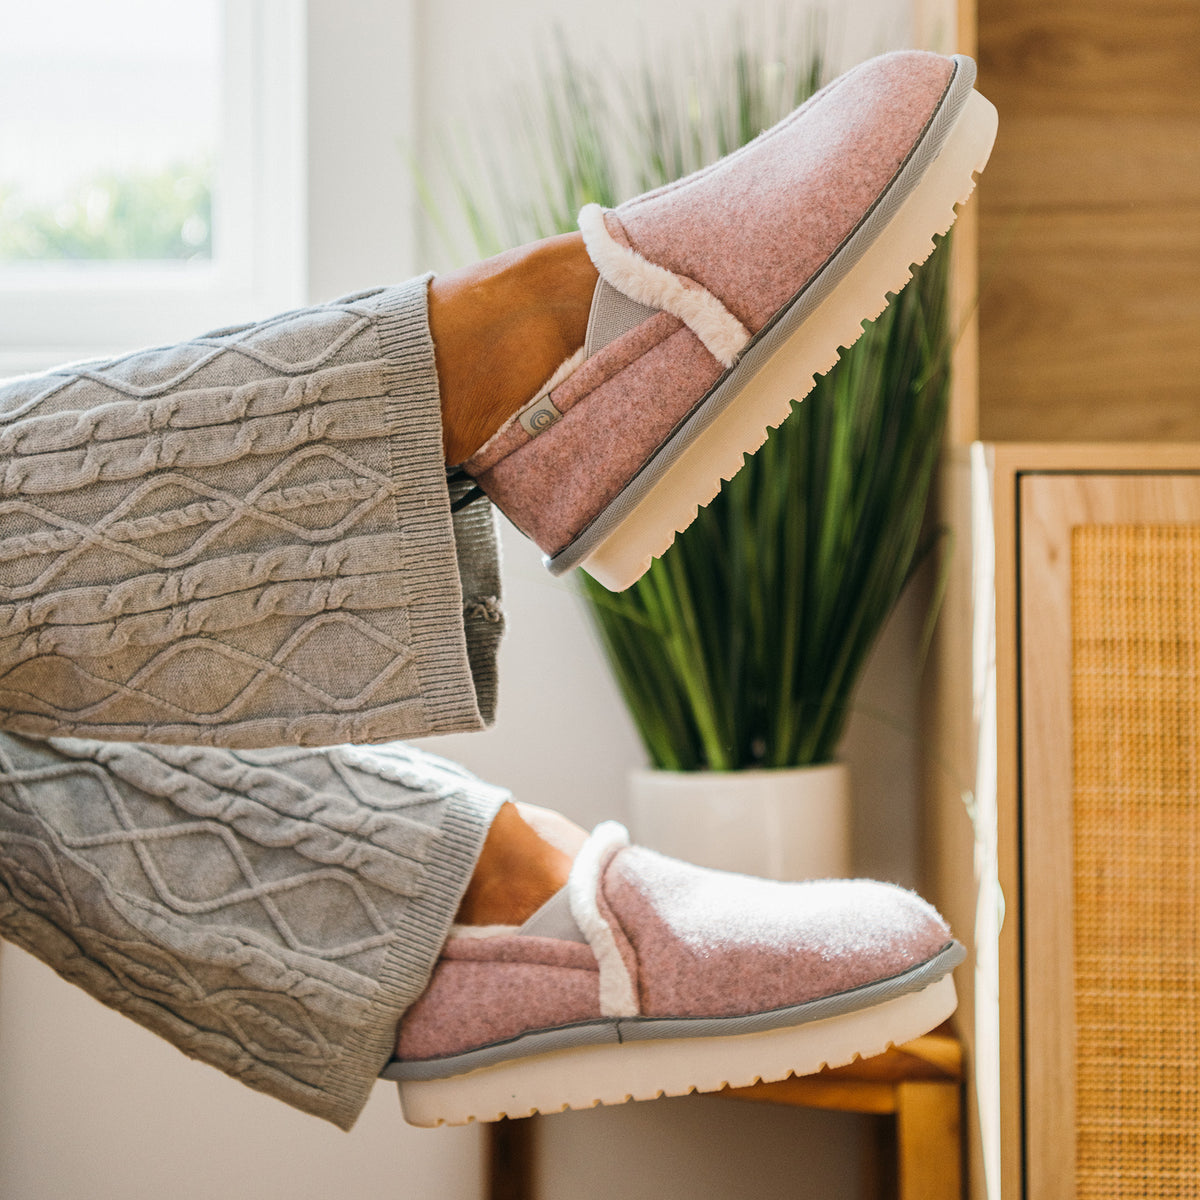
[585,278,660,357]
[517,886,587,943]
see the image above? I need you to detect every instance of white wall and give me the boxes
[0,2,938,1198]
[0,950,482,1200]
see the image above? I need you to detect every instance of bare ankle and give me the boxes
[456,802,573,926]
[431,233,598,465]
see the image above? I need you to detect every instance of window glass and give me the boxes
[0,0,219,266]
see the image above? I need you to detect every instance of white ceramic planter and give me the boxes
[627,763,851,881]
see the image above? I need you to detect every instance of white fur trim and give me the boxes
[537,344,586,396]
[578,203,750,369]
[567,820,639,1018]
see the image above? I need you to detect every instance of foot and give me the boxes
[449,52,997,590]
[452,801,574,927]
[385,819,963,1126]
[431,232,598,465]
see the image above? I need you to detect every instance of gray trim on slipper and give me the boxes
[381,940,965,1083]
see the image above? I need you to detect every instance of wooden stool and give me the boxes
[722,1033,963,1200]
[486,1033,963,1200]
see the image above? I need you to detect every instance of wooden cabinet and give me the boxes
[926,444,1200,1200]
[920,0,1200,1193]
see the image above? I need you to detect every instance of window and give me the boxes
[0,0,306,374]
[0,2,219,268]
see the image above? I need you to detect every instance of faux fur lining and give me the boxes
[533,344,587,399]
[578,203,750,369]
[567,820,639,1017]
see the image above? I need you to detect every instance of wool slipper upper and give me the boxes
[381,820,963,1127]
[461,50,997,590]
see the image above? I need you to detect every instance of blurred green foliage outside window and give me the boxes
[0,163,212,263]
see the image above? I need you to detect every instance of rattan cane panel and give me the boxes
[1072,525,1200,1198]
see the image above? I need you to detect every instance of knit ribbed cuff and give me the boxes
[318,777,508,1129]
[372,276,504,735]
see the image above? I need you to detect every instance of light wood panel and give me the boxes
[980,116,1199,212]
[926,444,1200,1200]
[975,0,1200,441]
[979,209,1200,439]
[914,0,984,443]
[980,2,1200,120]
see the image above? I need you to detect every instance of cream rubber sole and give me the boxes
[561,84,998,592]
[397,971,956,1127]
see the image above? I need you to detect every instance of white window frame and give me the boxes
[0,0,307,377]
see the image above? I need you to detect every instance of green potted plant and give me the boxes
[431,32,953,878]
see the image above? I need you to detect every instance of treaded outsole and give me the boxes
[397,971,957,1127]
[550,69,998,591]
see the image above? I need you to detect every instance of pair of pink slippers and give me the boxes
[388,50,996,1126]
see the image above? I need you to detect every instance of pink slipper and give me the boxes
[382,821,962,1126]
[460,51,997,591]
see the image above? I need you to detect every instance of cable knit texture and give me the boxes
[0,733,507,1127]
[0,277,502,746]
[0,280,510,1127]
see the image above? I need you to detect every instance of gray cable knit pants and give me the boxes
[0,277,510,1129]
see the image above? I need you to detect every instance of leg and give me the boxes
[0,732,513,1129]
[0,231,586,1131]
